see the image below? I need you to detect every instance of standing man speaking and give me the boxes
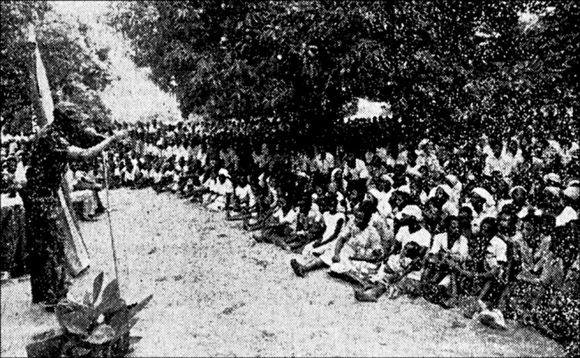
[23,102,127,311]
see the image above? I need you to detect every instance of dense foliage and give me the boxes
[110,0,578,147]
[1,1,113,134]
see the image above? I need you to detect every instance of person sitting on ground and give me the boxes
[323,200,383,288]
[252,194,298,250]
[421,215,469,307]
[244,171,281,230]
[464,187,498,234]
[282,196,325,252]
[451,217,508,328]
[506,213,564,324]
[226,173,254,220]
[65,164,97,221]
[290,194,346,277]
[150,161,164,192]
[121,160,135,188]
[355,204,430,301]
[206,168,234,211]
[423,197,445,235]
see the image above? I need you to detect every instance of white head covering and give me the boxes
[401,205,423,221]
[380,174,394,186]
[543,173,562,185]
[509,185,527,197]
[472,188,496,207]
[563,187,580,201]
[544,186,561,197]
[331,167,342,180]
[218,168,230,178]
[397,185,412,195]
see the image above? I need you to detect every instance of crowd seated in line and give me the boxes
[1,117,578,356]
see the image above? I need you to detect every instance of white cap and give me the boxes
[401,205,423,221]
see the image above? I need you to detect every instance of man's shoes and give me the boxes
[478,309,507,330]
[354,288,378,302]
[290,259,305,277]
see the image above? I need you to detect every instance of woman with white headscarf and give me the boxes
[463,188,498,234]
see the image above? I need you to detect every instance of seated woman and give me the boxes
[121,160,135,188]
[290,194,346,277]
[206,169,234,211]
[134,160,151,189]
[326,200,384,288]
[179,161,203,198]
[450,217,509,328]
[73,161,106,213]
[423,197,445,235]
[243,172,280,230]
[65,166,97,221]
[283,196,325,252]
[251,194,298,250]
[355,205,431,301]
[463,187,498,234]
[507,213,563,324]
[421,215,469,307]
[226,174,255,220]
[150,161,164,193]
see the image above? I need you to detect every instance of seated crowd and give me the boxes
[1,118,579,356]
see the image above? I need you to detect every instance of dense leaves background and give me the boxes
[1,1,113,134]
[110,0,578,147]
[2,1,577,145]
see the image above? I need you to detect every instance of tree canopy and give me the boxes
[1,0,114,134]
[111,0,578,147]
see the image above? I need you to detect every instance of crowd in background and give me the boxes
[1,116,579,356]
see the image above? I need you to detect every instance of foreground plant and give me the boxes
[27,272,152,358]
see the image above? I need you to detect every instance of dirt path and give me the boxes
[1,188,565,357]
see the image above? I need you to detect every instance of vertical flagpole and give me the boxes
[102,152,121,285]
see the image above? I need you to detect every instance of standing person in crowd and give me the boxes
[22,102,127,311]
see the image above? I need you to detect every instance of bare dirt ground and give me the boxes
[1,188,565,357]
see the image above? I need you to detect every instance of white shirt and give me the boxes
[556,206,578,227]
[14,161,27,186]
[485,236,508,268]
[321,212,345,241]
[395,226,431,248]
[368,188,392,218]
[273,208,299,230]
[430,233,469,260]
[484,154,504,176]
[213,179,234,196]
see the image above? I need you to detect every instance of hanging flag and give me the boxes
[27,23,54,125]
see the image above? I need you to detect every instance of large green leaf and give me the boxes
[55,305,94,337]
[92,271,104,304]
[128,294,153,319]
[96,279,125,315]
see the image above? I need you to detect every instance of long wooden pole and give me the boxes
[102,152,121,285]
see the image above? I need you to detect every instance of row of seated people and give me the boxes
[96,138,578,356]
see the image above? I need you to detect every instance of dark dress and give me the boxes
[23,125,71,305]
